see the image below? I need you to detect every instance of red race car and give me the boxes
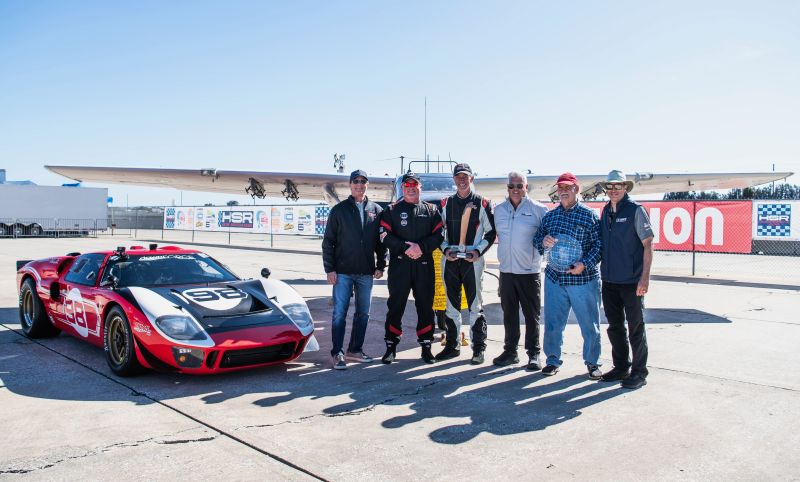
[17,244,319,375]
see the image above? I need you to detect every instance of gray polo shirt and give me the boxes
[494,196,548,274]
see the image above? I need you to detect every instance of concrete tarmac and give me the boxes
[1,237,798,481]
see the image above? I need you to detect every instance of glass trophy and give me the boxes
[546,234,583,272]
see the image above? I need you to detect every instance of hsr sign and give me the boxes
[580,201,752,253]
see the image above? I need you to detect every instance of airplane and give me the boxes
[45,162,793,205]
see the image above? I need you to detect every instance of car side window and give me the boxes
[64,254,107,286]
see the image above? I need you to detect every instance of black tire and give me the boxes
[103,306,144,376]
[19,278,61,338]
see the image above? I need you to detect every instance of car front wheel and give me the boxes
[103,306,143,376]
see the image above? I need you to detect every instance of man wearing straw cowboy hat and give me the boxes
[598,170,653,389]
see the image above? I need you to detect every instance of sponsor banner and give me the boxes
[163,205,325,235]
[546,201,753,253]
[752,201,800,241]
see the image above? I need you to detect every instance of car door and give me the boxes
[60,253,107,343]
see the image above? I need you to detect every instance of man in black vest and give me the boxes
[599,170,654,389]
[322,169,387,370]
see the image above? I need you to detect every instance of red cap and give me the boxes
[555,172,579,186]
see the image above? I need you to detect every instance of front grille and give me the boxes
[218,342,296,368]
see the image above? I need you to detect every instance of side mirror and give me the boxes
[100,275,118,289]
[260,268,271,279]
[49,281,61,300]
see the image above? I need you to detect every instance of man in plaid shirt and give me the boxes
[533,172,603,379]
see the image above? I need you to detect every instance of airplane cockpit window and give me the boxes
[394,175,457,201]
[421,177,457,192]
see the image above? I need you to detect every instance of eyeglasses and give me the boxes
[351,179,368,185]
[402,181,419,188]
[603,183,626,190]
[507,183,525,189]
[556,184,575,191]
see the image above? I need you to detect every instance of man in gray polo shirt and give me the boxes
[492,171,548,370]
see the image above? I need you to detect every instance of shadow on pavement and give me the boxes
[0,296,697,445]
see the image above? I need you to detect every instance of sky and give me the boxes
[1,0,798,206]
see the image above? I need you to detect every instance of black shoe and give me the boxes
[492,351,519,366]
[541,364,559,376]
[587,364,603,380]
[435,345,461,361]
[381,342,397,364]
[526,355,542,372]
[621,374,647,389]
[470,351,485,365]
[601,367,630,382]
[420,342,436,364]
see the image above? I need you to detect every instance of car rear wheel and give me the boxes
[103,306,143,376]
[19,278,61,338]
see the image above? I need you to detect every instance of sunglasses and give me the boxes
[402,181,419,188]
[351,179,368,185]
[507,183,525,189]
[603,183,626,190]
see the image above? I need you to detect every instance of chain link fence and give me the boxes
[3,202,798,285]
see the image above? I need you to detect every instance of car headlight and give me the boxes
[283,303,314,335]
[155,315,208,341]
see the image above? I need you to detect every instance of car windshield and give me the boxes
[102,253,238,287]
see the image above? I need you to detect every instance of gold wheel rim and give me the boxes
[107,315,128,365]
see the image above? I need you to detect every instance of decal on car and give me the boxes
[133,322,152,336]
[64,287,100,337]
[181,287,249,311]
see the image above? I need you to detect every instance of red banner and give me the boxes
[547,201,753,253]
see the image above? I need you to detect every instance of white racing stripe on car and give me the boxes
[127,286,215,348]
[259,279,315,336]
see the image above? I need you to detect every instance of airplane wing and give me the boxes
[47,165,792,205]
[45,165,395,204]
[475,171,793,201]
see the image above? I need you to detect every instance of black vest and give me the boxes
[600,195,644,284]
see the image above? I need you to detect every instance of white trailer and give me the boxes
[0,184,108,236]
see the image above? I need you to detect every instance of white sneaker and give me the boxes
[587,364,602,380]
[332,352,347,370]
[345,350,373,363]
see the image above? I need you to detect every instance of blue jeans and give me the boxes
[331,274,374,356]
[543,277,601,367]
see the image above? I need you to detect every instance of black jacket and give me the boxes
[322,196,387,275]
[379,200,444,261]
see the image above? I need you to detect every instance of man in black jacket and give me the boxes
[379,172,444,364]
[322,169,387,370]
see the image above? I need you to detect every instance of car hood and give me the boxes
[126,279,299,334]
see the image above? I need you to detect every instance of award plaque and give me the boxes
[546,234,583,272]
[455,203,474,260]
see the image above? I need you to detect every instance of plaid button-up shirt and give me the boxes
[534,201,601,285]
